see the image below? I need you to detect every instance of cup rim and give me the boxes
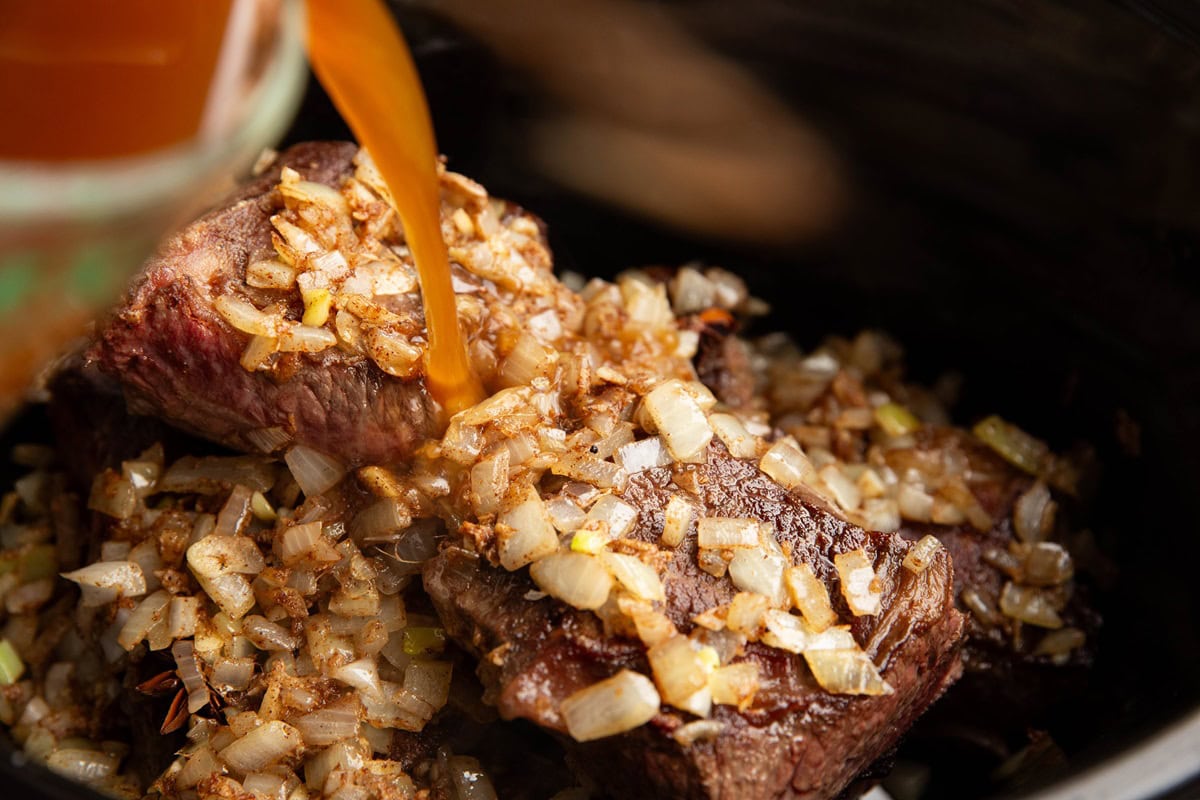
[0,0,308,223]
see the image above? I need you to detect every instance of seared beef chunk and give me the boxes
[90,142,440,465]
[425,442,965,800]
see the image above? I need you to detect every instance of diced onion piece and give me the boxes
[546,497,587,534]
[641,380,712,462]
[599,552,665,602]
[561,669,660,742]
[1013,481,1056,543]
[245,426,291,454]
[902,535,943,575]
[728,548,787,606]
[246,258,298,290]
[499,332,559,388]
[214,295,286,337]
[897,484,935,523]
[45,749,120,784]
[856,468,887,500]
[61,561,146,607]
[550,451,626,491]
[998,582,1063,629]
[1034,627,1086,658]
[619,597,677,647]
[280,522,339,566]
[278,323,337,353]
[168,596,200,639]
[1020,542,1074,586]
[874,403,921,437]
[973,415,1050,476]
[219,720,303,774]
[784,564,837,633]
[196,572,256,619]
[469,450,510,517]
[615,437,672,473]
[172,640,209,713]
[804,649,893,696]
[661,494,697,548]
[332,658,383,701]
[352,499,412,545]
[759,439,816,490]
[855,498,901,533]
[88,473,138,520]
[696,517,759,549]
[530,553,613,610]
[669,266,716,314]
[672,719,724,747]
[497,487,560,571]
[725,592,770,635]
[762,609,856,654]
[708,413,759,459]
[621,277,674,327]
[187,535,265,578]
[159,455,277,494]
[240,335,278,371]
[300,287,333,327]
[212,657,256,692]
[242,615,299,651]
[404,660,453,711]
[0,639,24,685]
[367,327,423,378]
[285,445,347,497]
[834,548,883,616]
[819,465,862,511]
[709,662,760,709]
[118,590,171,651]
[586,495,639,540]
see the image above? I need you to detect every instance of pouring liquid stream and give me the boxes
[306,0,484,418]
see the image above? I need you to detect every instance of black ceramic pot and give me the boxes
[3,1,1198,797]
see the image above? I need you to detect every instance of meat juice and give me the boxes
[0,0,234,160]
[306,0,484,415]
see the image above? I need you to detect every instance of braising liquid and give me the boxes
[0,0,234,161]
[306,0,484,416]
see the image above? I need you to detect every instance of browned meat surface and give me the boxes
[88,142,440,466]
[424,441,966,800]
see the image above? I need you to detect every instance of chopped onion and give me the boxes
[973,415,1049,476]
[168,596,200,639]
[550,451,626,491]
[586,495,639,540]
[759,439,816,490]
[117,590,170,651]
[242,615,299,651]
[560,670,660,742]
[709,662,760,709]
[403,660,452,710]
[496,488,560,571]
[619,597,677,647]
[1019,542,1074,586]
[46,749,119,784]
[246,258,298,290]
[214,295,286,337]
[897,484,934,523]
[188,535,265,578]
[762,609,855,654]
[804,649,892,696]
[669,266,716,314]
[614,437,672,473]
[1034,627,1086,658]
[278,323,337,354]
[0,639,24,685]
[196,572,256,620]
[280,522,339,566]
[469,450,510,517]
[245,426,292,454]
[874,403,921,437]
[546,497,587,534]
[708,413,759,459]
[219,720,302,774]
[818,465,862,511]
[599,552,665,602]
[159,455,277,495]
[212,657,256,693]
[1013,481,1056,543]
[854,498,901,533]
[61,561,146,607]
[530,553,613,610]
[173,640,210,713]
[661,494,697,548]
[998,582,1063,629]
[285,445,347,497]
[647,635,711,708]
[834,548,883,616]
[445,754,499,800]
[499,332,558,388]
[902,535,943,575]
[87,473,137,520]
[725,592,770,635]
[351,499,412,545]
[672,719,724,747]
[332,658,383,701]
[696,517,759,549]
[728,548,787,607]
[640,380,712,462]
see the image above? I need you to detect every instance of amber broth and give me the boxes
[306,0,484,416]
[0,0,234,161]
